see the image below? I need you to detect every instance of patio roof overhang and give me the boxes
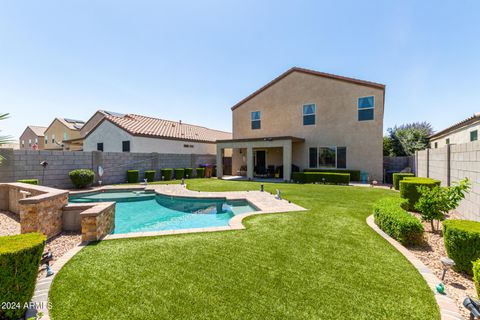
[216,136,304,149]
[216,136,304,144]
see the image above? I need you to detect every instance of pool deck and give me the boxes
[93,183,307,240]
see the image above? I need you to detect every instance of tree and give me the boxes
[0,113,12,163]
[415,178,471,231]
[385,122,433,156]
[383,136,393,156]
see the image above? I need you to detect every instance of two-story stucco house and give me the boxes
[44,118,85,150]
[216,67,386,181]
[19,125,47,150]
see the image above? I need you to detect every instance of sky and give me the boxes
[1,0,479,139]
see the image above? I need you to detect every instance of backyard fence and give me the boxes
[383,156,415,183]
[0,149,216,189]
[415,140,480,221]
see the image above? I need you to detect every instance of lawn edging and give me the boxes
[366,215,462,320]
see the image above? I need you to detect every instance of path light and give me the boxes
[275,189,282,200]
[162,176,164,181]
[40,161,48,185]
[441,257,455,280]
[181,178,185,185]
[98,165,104,186]
[260,184,264,192]
[322,178,326,184]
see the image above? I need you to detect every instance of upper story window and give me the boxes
[28,139,32,147]
[446,138,450,145]
[251,111,261,130]
[52,134,55,144]
[97,142,104,152]
[63,132,68,141]
[434,142,438,149]
[358,96,374,121]
[303,104,316,126]
[45,135,48,144]
[34,138,38,144]
[471,130,478,142]
[122,140,130,152]
[21,140,25,148]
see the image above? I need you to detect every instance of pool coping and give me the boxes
[366,215,463,320]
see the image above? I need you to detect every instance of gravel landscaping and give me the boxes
[0,210,20,236]
[408,212,475,320]
[38,232,82,279]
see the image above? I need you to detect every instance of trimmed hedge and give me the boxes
[69,169,95,189]
[184,168,193,178]
[196,168,205,178]
[144,170,156,182]
[303,169,361,181]
[373,197,424,245]
[443,219,480,274]
[161,168,173,181]
[292,172,350,185]
[474,259,480,297]
[174,168,185,180]
[127,170,139,183]
[16,179,38,185]
[0,233,46,320]
[393,173,415,190]
[399,177,441,211]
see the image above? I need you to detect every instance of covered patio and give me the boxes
[216,136,304,181]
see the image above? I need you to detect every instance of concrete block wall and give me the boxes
[0,149,217,188]
[416,140,480,221]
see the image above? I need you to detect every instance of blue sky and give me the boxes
[1,0,479,139]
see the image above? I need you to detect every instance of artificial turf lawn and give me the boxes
[49,180,439,320]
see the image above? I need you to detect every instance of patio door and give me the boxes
[255,150,266,174]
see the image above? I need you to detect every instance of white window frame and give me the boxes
[358,96,375,121]
[302,103,316,126]
[251,111,261,130]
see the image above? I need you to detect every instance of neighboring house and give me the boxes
[216,67,386,181]
[83,113,231,154]
[429,112,480,148]
[19,126,47,150]
[44,118,85,151]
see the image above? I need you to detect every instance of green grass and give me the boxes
[50,179,439,320]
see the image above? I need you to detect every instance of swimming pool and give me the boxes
[69,190,257,234]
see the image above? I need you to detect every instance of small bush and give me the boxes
[443,219,480,274]
[304,169,361,181]
[144,170,156,182]
[473,259,480,297]
[174,168,185,180]
[393,173,415,190]
[373,197,424,245]
[0,233,46,320]
[399,177,440,211]
[127,170,139,183]
[184,168,193,178]
[196,168,205,178]
[69,169,95,189]
[292,172,350,184]
[160,168,173,181]
[16,179,38,185]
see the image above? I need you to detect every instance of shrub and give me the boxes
[69,169,95,189]
[144,170,156,182]
[174,168,185,180]
[0,233,46,320]
[443,219,480,274]
[184,168,193,178]
[16,179,38,185]
[126,170,139,183]
[304,169,361,181]
[392,173,415,190]
[292,172,350,184]
[473,259,480,297]
[373,197,424,245]
[399,177,440,211]
[196,168,205,178]
[160,168,173,181]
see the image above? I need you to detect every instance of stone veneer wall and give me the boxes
[0,149,216,188]
[416,140,480,221]
[80,202,115,242]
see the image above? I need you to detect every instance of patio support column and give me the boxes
[216,145,223,179]
[246,146,254,180]
[283,140,292,181]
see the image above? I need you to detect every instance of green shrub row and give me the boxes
[474,259,480,297]
[373,197,424,245]
[196,167,205,178]
[399,177,441,211]
[69,169,95,189]
[174,168,185,179]
[16,179,39,185]
[127,170,139,183]
[292,172,350,184]
[0,233,46,320]
[144,170,156,182]
[393,173,415,190]
[443,219,480,275]
[303,169,361,181]
[184,168,193,178]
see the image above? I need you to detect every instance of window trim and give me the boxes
[122,140,131,152]
[302,103,316,126]
[251,111,261,130]
[446,138,450,145]
[357,96,375,121]
[97,142,104,152]
[308,146,346,169]
[471,130,478,142]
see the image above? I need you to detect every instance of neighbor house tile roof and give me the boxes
[430,112,480,139]
[27,126,47,136]
[102,114,232,143]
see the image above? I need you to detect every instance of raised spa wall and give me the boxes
[0,182,115,242]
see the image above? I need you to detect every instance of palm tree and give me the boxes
[0,113,12,163]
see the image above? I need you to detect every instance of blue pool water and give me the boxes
[69,191,257,234]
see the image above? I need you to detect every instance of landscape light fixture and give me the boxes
[40,161,48,185]
[463,297,480,319]
[441,257,455,281]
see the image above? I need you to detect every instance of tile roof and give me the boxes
[104,114,232,143]
[430,112,480,139]
[27,126,47,136]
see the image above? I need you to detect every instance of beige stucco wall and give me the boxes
[430,120,480,147]
[44,119,82,150]
[19,127,45,150]
[231,71,385,180]
[80,111,105,137]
